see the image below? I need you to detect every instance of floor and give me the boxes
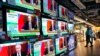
[66,39,100,56]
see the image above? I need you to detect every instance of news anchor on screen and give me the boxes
[12,44,26,56]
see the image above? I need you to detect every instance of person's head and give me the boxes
[15,44,21,53]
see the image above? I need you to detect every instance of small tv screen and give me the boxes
[68,23,74,32]
[59,5,68,18]
[6,9,40,37]
[68,11,74,20]
[0,41,31,56]
[68,35,75,50]
[42,18,57,35]
[58,21,67,32]
[33,39,55,56]
[7,0,41,10]
[43,0,57,16]
[55,37,67,55]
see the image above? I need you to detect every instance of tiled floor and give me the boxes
[66,39,100,56]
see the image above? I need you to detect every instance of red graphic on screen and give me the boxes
[61,22,65,31]
[59,38,64,50]
[0,46,9,56]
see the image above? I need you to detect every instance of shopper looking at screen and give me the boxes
[85,26,93,47]
[12,44,26,56]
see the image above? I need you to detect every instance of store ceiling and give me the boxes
[56,0,100,27]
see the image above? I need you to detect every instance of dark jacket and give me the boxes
[12,52,26,56]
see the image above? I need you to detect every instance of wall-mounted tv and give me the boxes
[59,5,68,19]
[55,37,67,55]
[33,39,55,56]
[68,23,74,32]
[67,10,74,20]
[6,9,40,37]
[7,0,41,10]
[0,41,31,56]
[67,35,75,50]
[58,21,68,34]
[42,18,57,35]
[43,0,57,16]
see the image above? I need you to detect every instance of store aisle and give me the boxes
[66,39,100,56]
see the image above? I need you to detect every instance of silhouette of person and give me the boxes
[85,26,93,47]
[22,16,29,30]
[31,16,38,30]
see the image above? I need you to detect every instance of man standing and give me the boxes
[85,26,93,47]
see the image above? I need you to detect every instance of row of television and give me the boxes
[0,35,76,56]
[6,9,74,37]
[2,0,74,19]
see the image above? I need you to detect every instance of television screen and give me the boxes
[67,35,75,50]
[42,18,57,35]
[55,37,67,55]
[7,0,41,10]
[59,5,68,19]
[0,41,31,56]
[68,23,74,32]
[58,21,67,34]
[67,11,74,20]
[7,9,40,37]
[33,39,55,56]
[43,0,57,16]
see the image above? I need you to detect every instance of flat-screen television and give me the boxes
[55,37,67,55]
[0,41,31,56]
[68,23,74,32]
[59,5,68,19]
[58,21,68,34]
[67,10,74,20]
[33,39,55,56]
[67,35,75,50]
[42,18,57,35]
[43,0,57,16]
[7,0,41,10]
[6,9,40,37]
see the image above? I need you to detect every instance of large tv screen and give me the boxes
[55,37,67,55]
[42,18,57,35]
[58,21,68,34]
[0,41,31,56]
[43,0,57,16]
[59,5,68,19]
[33,39,55,56]
[67,35,75,50]
[7,0,41,10]
[7,9,40,37]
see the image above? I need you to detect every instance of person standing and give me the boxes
[85,26,93,47]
